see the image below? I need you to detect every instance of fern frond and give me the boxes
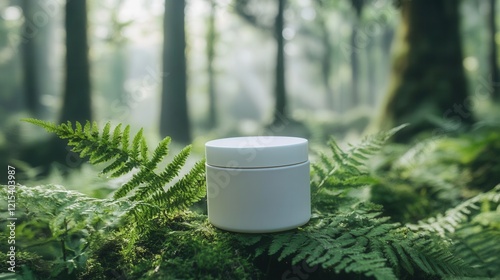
[132,145,189,201]
[111,123,122,147]
[245,210,468,280]
[130,128,144,161]
[0,184,135,237]
[140,136,148,161]
[121,125,130,152]
[236,124,470,279]
[161,159,206,214]
[311,124,408,205]
[22,118,206,223]
[409,185,500,236]
[409,185,500,276]
[101,122,111,142]
[146,136,171,170]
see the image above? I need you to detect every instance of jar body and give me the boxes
[206,161,311,233]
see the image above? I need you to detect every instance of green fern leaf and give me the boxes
[22,119,207,225]
[409,185,500,276]
[237,125,470,280]
[130,128,144,160]
[121,125,130,152]
[101,122,111,142]
[311,125,407,204]
[111,123,122,147]
[162,159,206,214]
[147,137,171,169]
[75,121,83,134]
[141,135,148,161]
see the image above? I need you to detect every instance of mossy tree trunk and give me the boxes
[160,0,191,143]
[375,0,472,142]
[60,0,92,124]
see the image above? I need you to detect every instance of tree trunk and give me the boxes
[350,0,364,108]
[49,0,91,167]
[350,26,360,107]
[207,0,217,128]
[21,0,40,116]
[273,0,287,123]
[375,0,472,142]
[380,26,394,96]
[489,0,500,101]
[60,0,91,124]
[317,10,334,111]
[160,0,191,143]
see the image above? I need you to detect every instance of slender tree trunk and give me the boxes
[273,0,287,122]
[38,0,56,119]
[60,0,91,124]
[207,0,217,128]
[21,0,40,116]
[160,0,191,143]
[49,0,91,167]
[489,0,500,101]
[317,11,334,111]
[375,0,472,142]
[350,0,364,108]
[350,26,360,108]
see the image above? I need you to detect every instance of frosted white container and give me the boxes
[205,136,311,233]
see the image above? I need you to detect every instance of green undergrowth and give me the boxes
[0,119,498,279]
[80,212,260,279]
[371,123,500,223]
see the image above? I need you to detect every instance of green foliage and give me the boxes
[14,184,132,237]
[0,184,132,278]
[10,120,500,279]
[235,124,470,279]
[371,125,500,223]
[81,212,260,280]
[22,118,206,222]
[0,251,52,278]
[1,119,207,278]
[409,185,500,277]
[368,125,500,277]
[311,124,408,211]
[241,210,466,279]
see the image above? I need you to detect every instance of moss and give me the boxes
[79,233,127,280]
[0,251,52,279]
[83,212,260,280]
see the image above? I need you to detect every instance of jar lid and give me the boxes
[205,136,308,168]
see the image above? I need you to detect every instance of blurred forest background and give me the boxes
[2,1,500,278]
[0,0,500,181]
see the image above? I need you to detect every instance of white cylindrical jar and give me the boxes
[205,136,311,233]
